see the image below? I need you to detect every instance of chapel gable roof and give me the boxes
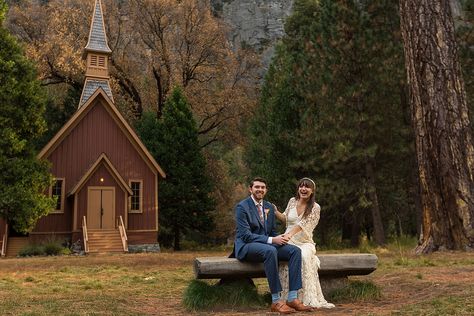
[68,153,133,196]
[38,89,166,178]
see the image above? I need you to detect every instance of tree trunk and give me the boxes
[341,212,353,242]
[365,162,386,246]
[400,0,474,253]
[350,211,361,247]
[173,223,180,251]
[110,59,143,117]
[152,66,165,118]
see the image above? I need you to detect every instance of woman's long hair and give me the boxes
[295,178,316,219]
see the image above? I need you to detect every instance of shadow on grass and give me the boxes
[183,279,269,311]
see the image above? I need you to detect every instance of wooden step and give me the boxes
[89,235,122,240]
[89,237,121,241]
[89,243,123,248]
[89,241,122,247]
[88,232,119,236]
[88,237,121,241]
[6,237,29,257]
[85,229,127,254]
[88,233,121,237]
[89,246,123,251]
[88,242,122,246]
[88,230,120,234]
[89,248,123,252]
[89,238,121,241]
[88,249,123,253]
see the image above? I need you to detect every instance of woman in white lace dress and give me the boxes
[275,178,335,309]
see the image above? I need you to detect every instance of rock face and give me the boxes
[211,0,294,71]
[211,0,464,73]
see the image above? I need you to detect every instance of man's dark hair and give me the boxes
[249,177,267,187]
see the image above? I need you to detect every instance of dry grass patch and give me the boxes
[0,249,473,315]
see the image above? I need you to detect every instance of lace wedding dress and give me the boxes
[279,197,335,308]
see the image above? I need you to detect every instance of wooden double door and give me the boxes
[87,187,115,229]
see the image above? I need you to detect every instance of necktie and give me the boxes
[257,203,263,221]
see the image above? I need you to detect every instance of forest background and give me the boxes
[2,0,473,251]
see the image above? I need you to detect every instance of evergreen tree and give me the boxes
[246,43,306,208]
[246,0,416,246]
[34,87,79,150]
[0,0,55,233]
[135,87,214,250]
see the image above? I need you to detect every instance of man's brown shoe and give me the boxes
[270,301,296,314]
[286,299,313,312]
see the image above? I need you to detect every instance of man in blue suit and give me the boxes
[234,178,312,314]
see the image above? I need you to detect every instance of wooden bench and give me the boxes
[194,253,378,295]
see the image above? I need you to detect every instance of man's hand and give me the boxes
[272,234,290,245]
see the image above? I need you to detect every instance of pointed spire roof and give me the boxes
[79,0,113,108]
[85,0,111,54]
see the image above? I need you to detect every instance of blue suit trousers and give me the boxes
[243,242,302,294]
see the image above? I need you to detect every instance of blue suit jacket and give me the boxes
[234,196,278,260]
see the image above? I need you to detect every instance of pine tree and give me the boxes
[135,87,214,250]
[246,0,416,245]
[34,87,79,150]
[0,0,55,233]
[246,43,306,208]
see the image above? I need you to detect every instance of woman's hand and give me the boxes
[273,203,286,223]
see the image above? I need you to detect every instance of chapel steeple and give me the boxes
[79,0,114,107]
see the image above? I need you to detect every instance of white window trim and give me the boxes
[49,178,65,214]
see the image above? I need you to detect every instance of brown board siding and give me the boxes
[33,196,74,233]
[44,99,157,232]
[127,176,157,230]
[127,231,157,245]
[29,233,70,245]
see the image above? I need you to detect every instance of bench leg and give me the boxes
[320,276,349,296]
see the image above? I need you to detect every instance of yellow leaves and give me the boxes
[7,0,87,84]
[7,0,258,142]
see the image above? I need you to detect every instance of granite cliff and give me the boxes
[211,0,294,71]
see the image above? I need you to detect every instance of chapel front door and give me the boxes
[87,187,115,229]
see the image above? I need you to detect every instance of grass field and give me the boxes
[0,243,473,315]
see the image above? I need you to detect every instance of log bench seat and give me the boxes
[194,253,378,295]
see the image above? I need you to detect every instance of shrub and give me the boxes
[19,244,44,257]
[18,239,70,257]
[43,241,63,256]
[60,248,72,255]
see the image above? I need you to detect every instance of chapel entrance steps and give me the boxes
[87,229,127,253]
[5,237,29,257]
